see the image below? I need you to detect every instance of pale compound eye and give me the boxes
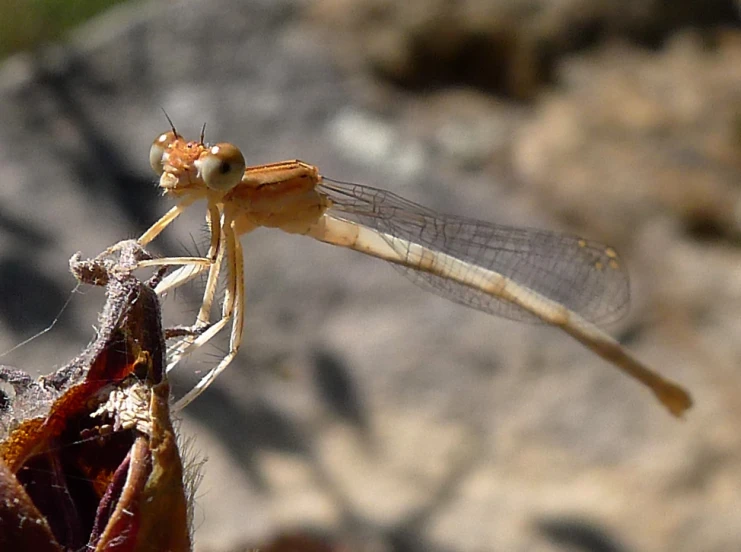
[149,131,178,175]
[200,143,246,191]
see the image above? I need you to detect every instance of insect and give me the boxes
[138,121,692,416]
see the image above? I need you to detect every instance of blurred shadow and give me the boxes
[537,517,629,552]
[0,251,77,338]
[311,348,369,434]
[19,51,158,230]
[0,49,165,336]
[182,352,483,552]
[0,46,211,334]
[381,425,483,552]
[182,382,311,492]
[0,204,50,247]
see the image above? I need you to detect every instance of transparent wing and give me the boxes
[318,178,630,326]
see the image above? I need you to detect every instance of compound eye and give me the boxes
[200,143,246,191]
[149,131,178,175]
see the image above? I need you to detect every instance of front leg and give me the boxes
[139,200,222,297]
[172,216,245,410]
[138,197,196,246]
[163,241,224,372]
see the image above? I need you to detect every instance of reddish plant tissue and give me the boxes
[0,242,190,552]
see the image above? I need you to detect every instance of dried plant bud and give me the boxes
[0,241,191,551]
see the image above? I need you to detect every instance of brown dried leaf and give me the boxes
[0,241,191,552]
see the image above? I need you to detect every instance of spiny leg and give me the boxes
[194,206,225,325]
[150,204,222,296]
[88,193,214,324]
[132,198,220,294]
[133,201,225,367]
[92,241,211,290]
[164,225,226,371]
[131,254,214,366]
[173,216,245,410]
[136,201,221,273]
[154,262,211,296]
[160,205,226,370]
[100,196,213,332]
[137,256,211,268]
[203,203,221,262]
[138,198,196,246]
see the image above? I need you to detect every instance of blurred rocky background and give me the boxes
[1,0,740,550]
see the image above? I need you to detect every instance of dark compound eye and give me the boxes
[200,143,246,191]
